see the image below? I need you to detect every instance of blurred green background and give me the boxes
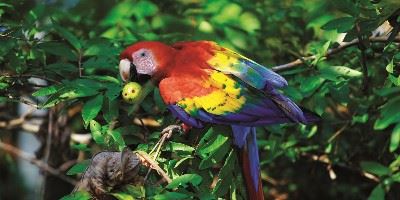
[1,0,400,199]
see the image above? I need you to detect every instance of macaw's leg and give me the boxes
[161,124,184,138]
[144,124,183,181]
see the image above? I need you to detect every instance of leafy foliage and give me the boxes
[1,0,400,199]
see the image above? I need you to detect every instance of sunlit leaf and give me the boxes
[166,174,202,189]
[361,161,390,177]
[367,184,385,200]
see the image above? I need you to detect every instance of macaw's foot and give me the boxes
[161,124,183,139]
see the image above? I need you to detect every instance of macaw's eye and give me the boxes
[140,52,146,57]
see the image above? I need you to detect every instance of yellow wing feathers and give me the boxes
[177,72,246,115]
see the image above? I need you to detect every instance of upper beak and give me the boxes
[119,59,132,82]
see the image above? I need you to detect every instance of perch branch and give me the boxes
[0,140,77,185]
[271,36,400,72]
[135,151,172,184]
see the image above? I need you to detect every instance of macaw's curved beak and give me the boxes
[119,59,137,82]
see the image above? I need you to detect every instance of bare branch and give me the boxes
[271,36,400,72]
[301,153,380,182]
[0,107,35,129]
[5,96,40,109]
[0,140,77,185]
[135,151,172,184]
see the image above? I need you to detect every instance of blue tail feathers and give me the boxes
[231,125,260,191]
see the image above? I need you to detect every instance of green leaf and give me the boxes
[332,0,359,16]
[54,25,82,50]
[174,156,193,168]
[320,66,362,80]
[66,160,90,175]
[392,172,400,183]
[165,142,195,154]
[103,98,119,123]
[0,82,9,90]
[37,42,77,61]
[82,95,103,125]
[300,76,324,95]
[110,193,134,200]
[108,129,126,150]
[321,17,355,33]
[386,59,394,73]
[374,96,400,130]
[32,85,59,97]
[198,131,231,170]
[119,185,145,198]
[0,3,13,8]
[361,161,390,177]
[71,143,90,152]
[389,123,400,152]
[90,120,104,144]
[213,149,236,196]
[166,174,203,189]
[367,184,385,200]
[239,12,260,33]
[60,191,91,200]
[45,62,77,76]
[153,192,189,200]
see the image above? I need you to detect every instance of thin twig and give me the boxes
[327,123,349,143]
[302,153,380,182]
[42,108,54,188]
[0,107,35,129]
[135,151,172,184]
[144,132,169,181]
[271,36,400,72]
[0,140,77,185]
[78,50,83,77]
[6,96,39,108]
[4,74,61,84]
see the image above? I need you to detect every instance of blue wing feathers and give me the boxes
[241,59,288,89]
[167,105,204,128]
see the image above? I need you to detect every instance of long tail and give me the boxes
[232,126,264,200]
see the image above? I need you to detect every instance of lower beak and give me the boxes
[119,59,132,82]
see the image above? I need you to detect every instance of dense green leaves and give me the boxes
[1,0,400,199]
[322,17,355,33]
[166,174,202,189]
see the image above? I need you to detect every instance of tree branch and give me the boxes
[0,140,77,185]
[0,107,35,129]
[271,36,400,72]
[135,151,172,184]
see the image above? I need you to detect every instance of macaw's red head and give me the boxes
[119,41,175,82]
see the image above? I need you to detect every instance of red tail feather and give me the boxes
[241,149,265,200]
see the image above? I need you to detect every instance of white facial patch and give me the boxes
[119,59,131,82]
[132,49,156,75]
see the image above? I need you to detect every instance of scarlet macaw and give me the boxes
[119,41,319,199]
